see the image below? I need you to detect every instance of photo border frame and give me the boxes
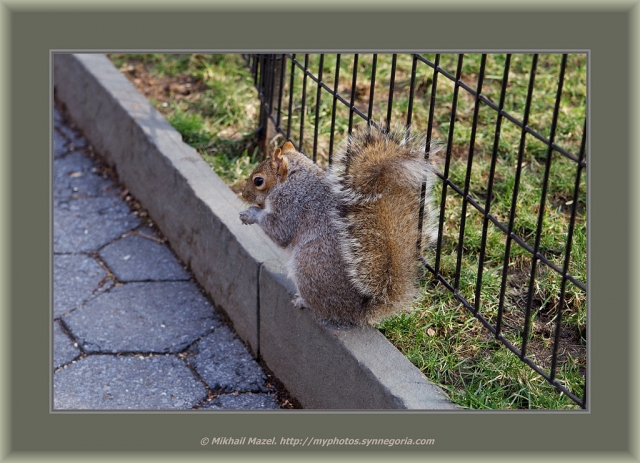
[2,1,637,460]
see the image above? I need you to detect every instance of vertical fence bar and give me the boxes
[312,54,325,162]
[406,54,419,128]
[299,54,310,152]
[286,54,296,140]
[434,54,465,276]
[276,54,286,129]
[454,54,487,295]
[257,54,284,157]
[386,54,398,130]
[495,54,539,338]
[425,54,440,151]
[328,54,342,164]
[256,54,269,154]
[269,54,283,151]
[473,54,512,314]
[267,54,276,115]
[520,54,568,359]
[348,54,359,135]
[549,118,586,403]
[416,54,441,253]
[367,54,378,123]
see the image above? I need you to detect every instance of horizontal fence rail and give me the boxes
[244,53,587,409]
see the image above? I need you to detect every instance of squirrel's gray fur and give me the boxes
[240,121,437,326]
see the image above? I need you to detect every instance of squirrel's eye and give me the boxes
[253,176,264,188]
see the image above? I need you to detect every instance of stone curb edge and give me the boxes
[53,53,457,410]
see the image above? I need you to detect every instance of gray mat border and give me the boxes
[3,5,634,460]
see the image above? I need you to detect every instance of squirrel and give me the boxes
[239,121,438,327]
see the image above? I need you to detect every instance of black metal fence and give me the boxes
[244,53,587,409]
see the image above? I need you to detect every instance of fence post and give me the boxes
[257,54,283,158]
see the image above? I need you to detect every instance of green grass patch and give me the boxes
[108,53,261,191]
[110,53,587,409]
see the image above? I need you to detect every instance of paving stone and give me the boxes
[53,320,81,369]
[199,393,281,410]
[53,196,142,253]
[189,326,270,393]
[53,129,68,159]
[54,148,94,177]
[63,281,221,353]
[54,151,117,203]
[99,234,190,282]
[53,355,207,410]
[58,123,88,149]
[53,254,113,317]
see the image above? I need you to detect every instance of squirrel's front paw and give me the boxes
[239,206,261,225]
[292,295,307,310]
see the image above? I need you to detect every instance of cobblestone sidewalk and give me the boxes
[53,103,289,410]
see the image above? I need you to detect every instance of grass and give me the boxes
[109,53,587,409]
[108,53,261,192]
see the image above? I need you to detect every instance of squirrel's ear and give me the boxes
[270,147,288,182]
[282,141,295,152]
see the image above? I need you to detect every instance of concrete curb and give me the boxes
[53,53,457,410]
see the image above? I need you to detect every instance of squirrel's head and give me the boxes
[241,141,294,207]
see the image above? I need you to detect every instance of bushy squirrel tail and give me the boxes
[329,122,438,323]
